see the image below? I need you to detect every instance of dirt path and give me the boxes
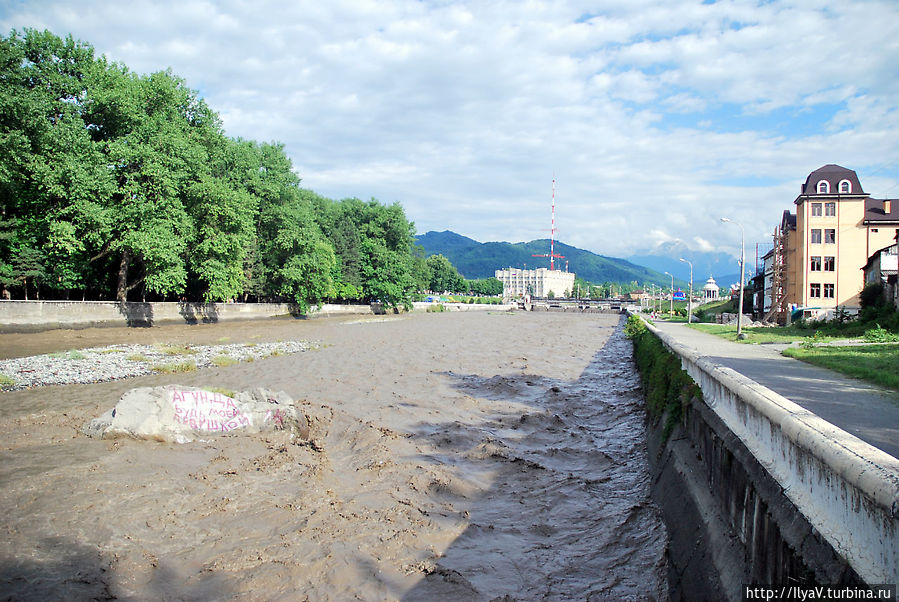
[0,311,667,600]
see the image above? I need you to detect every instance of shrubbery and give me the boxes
[625,315,702,440]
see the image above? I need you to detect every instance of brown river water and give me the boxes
[0,311,667,600]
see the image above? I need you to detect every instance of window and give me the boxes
[825,202,836,216]
[811,229,822,244]
[824,256,835,271]
[810,283,821,298]
[872,228,879,233]
[824,229,836,243]
[811,203,822,216]
[817,180,830,194]
[839,180,851,194]
[824,283,835,298]
[810,256,822,271]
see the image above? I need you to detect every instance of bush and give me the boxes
[625,315,701,441]
[863,324,899,343]
[860,282,885,310]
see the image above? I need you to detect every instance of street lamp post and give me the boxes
[664,271,673,316]
[679,258,693,324]
[720,217,746,339]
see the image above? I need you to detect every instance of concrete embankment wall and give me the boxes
[638,318,899,599]
[0,300,514,333]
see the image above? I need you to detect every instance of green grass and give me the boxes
[688,323,853,345]
[49,350,86,360]
[156,344,197,356]
[126,353,151,362]
[205,386,237,398]
[152,361,197,374]
[211,355,239,367]
[0,373,15,387]
[782,344,899,391]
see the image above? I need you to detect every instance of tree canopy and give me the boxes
[0,29,423,310]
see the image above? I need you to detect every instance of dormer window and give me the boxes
[838,180,851,194]
[817,180,830,194]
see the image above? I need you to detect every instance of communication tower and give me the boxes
[532,177,565,270]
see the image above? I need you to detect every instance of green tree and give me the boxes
[467,277,503,296]
[426,254,465,293]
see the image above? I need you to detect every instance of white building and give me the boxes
[495,267,575,299]
[701,276,720,303]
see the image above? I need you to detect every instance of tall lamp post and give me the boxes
[720,217,746,339]
[664,271,673,316]
[679,258,693,324]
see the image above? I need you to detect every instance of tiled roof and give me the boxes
[864,198,899,223]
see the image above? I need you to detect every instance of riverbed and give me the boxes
[0,311,667,600]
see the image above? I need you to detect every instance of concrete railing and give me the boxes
[644,319,899,587]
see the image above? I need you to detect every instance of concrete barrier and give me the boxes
[410,301,515,312]
[0,300,376,332]
[644,319,899,587]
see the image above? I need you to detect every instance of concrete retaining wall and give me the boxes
[644,319,899,588]
[410,301,515,312]
[0,300,517,332]
[0,300,375,332]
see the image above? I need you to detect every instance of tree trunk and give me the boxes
[117,249,130,302]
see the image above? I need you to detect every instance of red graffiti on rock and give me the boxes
[170,389,250,432]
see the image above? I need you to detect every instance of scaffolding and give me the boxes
[763,225,787,323]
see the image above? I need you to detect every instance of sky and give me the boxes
[2,0,899,262]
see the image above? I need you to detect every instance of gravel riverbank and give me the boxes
[0,340,316,391]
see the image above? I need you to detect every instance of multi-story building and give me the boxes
[776,165,899,317]
[495,267,575,299]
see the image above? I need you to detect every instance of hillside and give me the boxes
[415,231,675,286]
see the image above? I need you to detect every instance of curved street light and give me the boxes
[679,258,693,324]
[720,217,746,339]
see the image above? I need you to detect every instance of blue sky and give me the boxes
[2,0,898,260]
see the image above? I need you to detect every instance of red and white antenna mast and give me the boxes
[532,176,565,270]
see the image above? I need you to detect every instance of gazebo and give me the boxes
[701,276,719,302]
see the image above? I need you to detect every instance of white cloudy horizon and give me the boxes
[2,0,898,262]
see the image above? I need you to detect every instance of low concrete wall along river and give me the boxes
[642,317,898,593]
[0,300,515,332]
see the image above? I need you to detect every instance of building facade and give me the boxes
[495,267,575,299]
[777,165,899,316]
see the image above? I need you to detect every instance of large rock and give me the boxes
[84,385,319,444]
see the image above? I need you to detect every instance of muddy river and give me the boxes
[0,311,667,600]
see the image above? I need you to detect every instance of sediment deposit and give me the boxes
[0,311,667,600]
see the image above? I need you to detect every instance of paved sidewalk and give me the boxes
[652,321,899,460]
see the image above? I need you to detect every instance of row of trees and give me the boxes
[0,29,499,310]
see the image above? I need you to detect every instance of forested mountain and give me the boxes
[627,240,742,287]
[416,231,674,286]
[0,29,421,309]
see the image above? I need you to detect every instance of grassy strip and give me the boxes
[625,315,702,441]
[782,344,899,391]
[0,374,15,387]
[211,355,238,367]
[688,323,851,345]
[152,361,197,374]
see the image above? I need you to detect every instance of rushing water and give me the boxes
[401,325,668,600]
[0,312,668,600]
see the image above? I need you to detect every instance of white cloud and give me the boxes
[2,0,898,262]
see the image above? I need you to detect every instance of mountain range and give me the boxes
[415,231,744,288]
